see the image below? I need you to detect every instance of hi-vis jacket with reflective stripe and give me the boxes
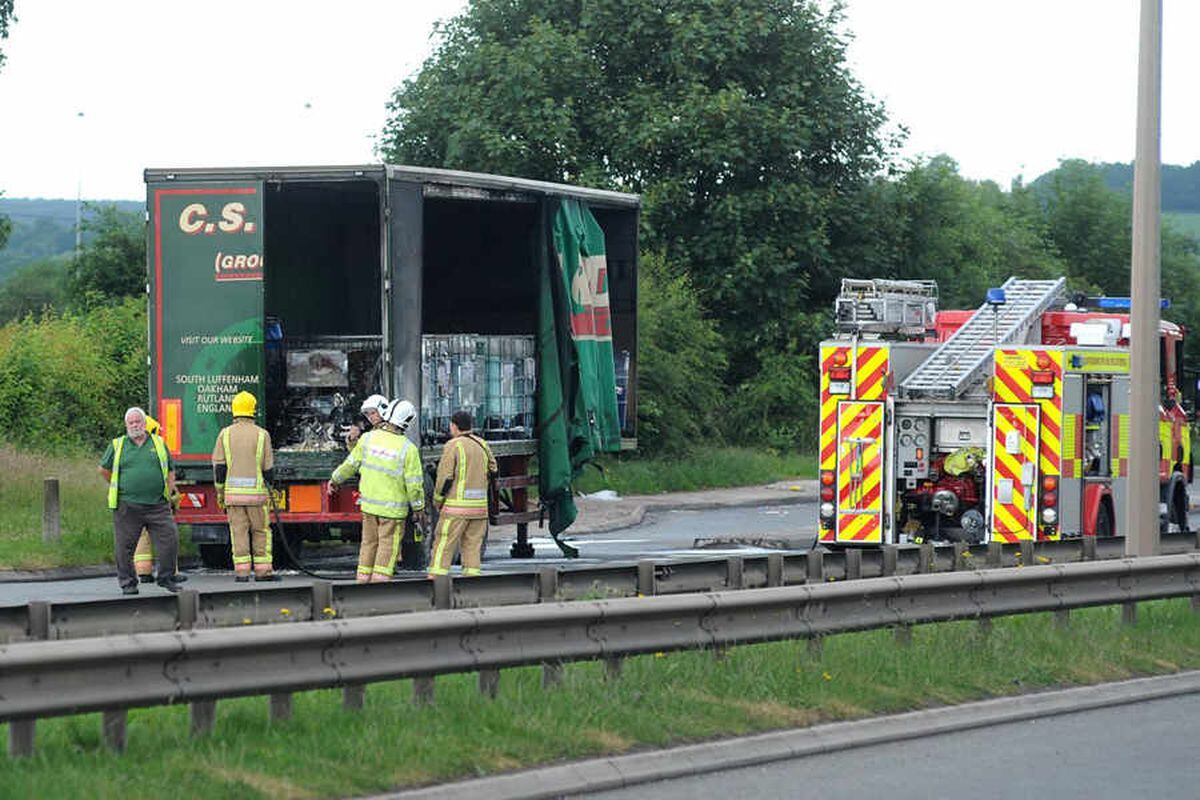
[212,419,274,506]
[107,434,171,509]
[332,428,425,519]
[434,433,498,518]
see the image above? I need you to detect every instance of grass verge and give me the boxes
[573,447,816,496]
[3,600,1200,798]
[0,445,194,570]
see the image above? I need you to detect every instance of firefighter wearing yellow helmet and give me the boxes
[212,391,278,582]
[132,416,183,582]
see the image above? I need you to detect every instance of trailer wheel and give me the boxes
[1095,501,1115,538]
[198,544,232,570]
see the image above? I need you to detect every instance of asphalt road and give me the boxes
[577,693,1200,800]
[0,502,818,604]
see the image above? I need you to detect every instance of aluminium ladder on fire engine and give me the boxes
[898,276,1067,400]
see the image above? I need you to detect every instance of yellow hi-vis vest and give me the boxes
[220,427,268,503]
[331,428,425,519]
[107,434,170,510]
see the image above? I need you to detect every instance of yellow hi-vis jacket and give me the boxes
[434,433,498,518]
[331,428,425,519]
[107,434,171,509]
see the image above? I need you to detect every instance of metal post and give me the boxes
[538,567,559,602]
[767,553,784,587]
[637,560,657,596]
[269,693,292,722]
[413,676,435,706]
[918,543,934,574]
[987,542,1004,569]
[726,557,745,590]
[343,685,366,711]
[542,662,564,688]
[844,549,862,581]
[882,545,898,577]
[310,581,333,620]
[806,550,825,583]
[432,575,452,609]
[604,656,624,681]
[190,700,216,736]
[479,669,500,698]
[42,478,61,544]
[1127,0,1163,557]
[102,710,127,752]
[8,719,35,758]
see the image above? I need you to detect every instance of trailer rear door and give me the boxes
[148,181,265,463]
[835,400,885,543]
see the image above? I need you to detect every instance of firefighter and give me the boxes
[344,394,389,447]
[212,391,278,582]
[429,410,498,579]
[329,399,425,583]
[132,415,185,583]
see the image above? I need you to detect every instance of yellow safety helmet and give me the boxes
[231,391,257,418]
[144,415,161,435]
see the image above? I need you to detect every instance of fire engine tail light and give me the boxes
[828,366,852,395]
[1042,485,1058,525]
[1042,476,1058,492]
[820,470,835,502]
[1030,370,1055,399]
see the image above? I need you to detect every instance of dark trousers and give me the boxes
[113,501,179,588]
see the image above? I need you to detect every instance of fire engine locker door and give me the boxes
[990,403,1041,542]
[835,401,885,543]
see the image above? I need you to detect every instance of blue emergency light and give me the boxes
[1093,297,1171,310]
[986,288,1006,305]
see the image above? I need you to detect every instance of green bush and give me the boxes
[635,253,726,455]
[0,298,147,451]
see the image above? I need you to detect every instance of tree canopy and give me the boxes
[381,0,896,377]
[0,0,13,73]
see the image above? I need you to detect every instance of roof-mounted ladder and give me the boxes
[898,276,1066,400]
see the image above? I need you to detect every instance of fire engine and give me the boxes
[817,277,1192,544]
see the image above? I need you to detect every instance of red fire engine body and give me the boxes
[818,277,1191,545]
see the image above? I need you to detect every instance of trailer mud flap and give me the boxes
[835,401,884,543]
[990,403,1040,542]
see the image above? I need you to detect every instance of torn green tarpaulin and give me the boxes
[537,197,623,552]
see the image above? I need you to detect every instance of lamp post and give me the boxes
[1127,0,1162,556]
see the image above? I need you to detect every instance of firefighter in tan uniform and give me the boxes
[212,391,278,582]
[429,410,497,578]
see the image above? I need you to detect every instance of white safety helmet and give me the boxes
[385,399,417,432]
[360,394,389,415]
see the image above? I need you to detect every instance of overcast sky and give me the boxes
[0,1,1196,201]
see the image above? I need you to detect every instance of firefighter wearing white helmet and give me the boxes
[345,394,389,447]
[212,391,277,582]
[329,398,424,582]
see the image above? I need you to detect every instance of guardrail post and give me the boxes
[604,656,624,681]
[1122,602,1138,626]
[953,542,969,571]
[433,575,452,609]
[269,693,292,723]
[191,700,216,736]
[987,543,1003,569]
[637,560,657,596]
[1083,536,1098,561]
[726,557,745,590]
[343,685,365,711]
[1018,540,1034,567]
[882,545,898,577]
[102,710,127,752]
[9,601,50,757]
[806,550,824,583]
[894,624,913,647]
[178,590,199,630]
[43,477,61,544]
[806,636,823,660]
[8,718,35,759]
[413,676,435,706]
[310,581,333,619]
[1191,594,1200,615]
[479,669,500,699]
[767,553,784,587]
[977,617,993,636]
[917,543,934,573]
[1054,609,1071,628]
[844,549,862,581]
[538,567,559,602]
[542,662,564,688]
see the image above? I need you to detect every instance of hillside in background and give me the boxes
[1032,162,1200,215]
[0,198,142,282]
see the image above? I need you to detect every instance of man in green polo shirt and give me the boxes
[99,406,184,595]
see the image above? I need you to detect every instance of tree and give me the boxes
[0,258,67,323]
[0,0,13,73]
[381,0,897,381]
[68,203,145,304]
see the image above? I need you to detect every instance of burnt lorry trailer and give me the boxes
[145,164,639,569]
